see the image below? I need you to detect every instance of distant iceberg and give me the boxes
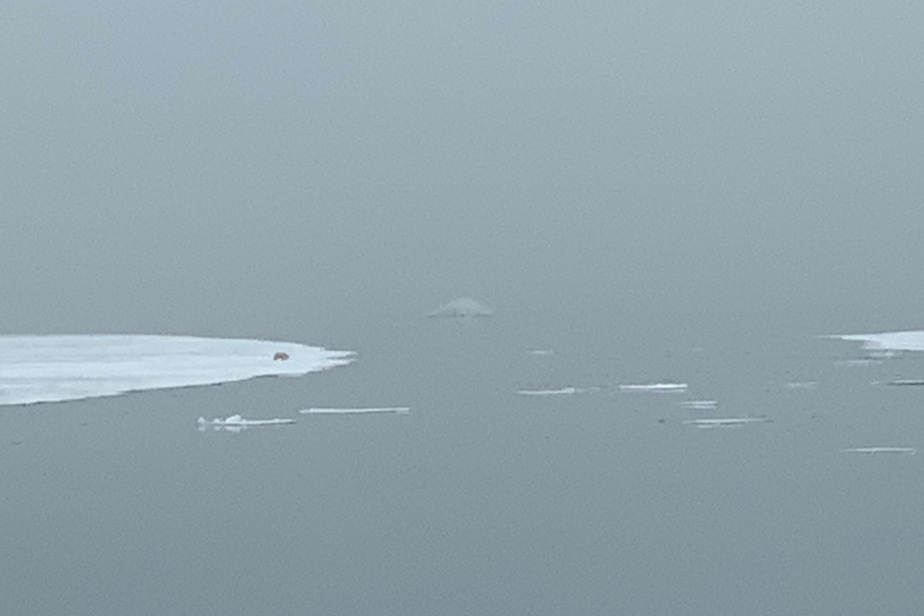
[0,335,353,406]
[198,415,296,432]
[426,298,493,318]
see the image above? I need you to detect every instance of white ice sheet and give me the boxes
[0,335,353,406]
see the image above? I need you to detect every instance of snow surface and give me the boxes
[0,335,353,406]
[832,330,924,352]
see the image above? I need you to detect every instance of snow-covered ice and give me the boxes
[830,330,924,353]
[0,335,353,406]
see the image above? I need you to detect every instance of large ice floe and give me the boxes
[0,335,353,406]
[831,330,924,353]
[426,297,493,318]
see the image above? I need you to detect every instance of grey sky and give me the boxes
[2,1,923,339]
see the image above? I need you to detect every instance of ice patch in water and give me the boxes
[841,447,917,455]
[427,298,493,318]
[198,415,296,431]
[517,387,581,396]
[0,335,353,406]
[784,381,819,390]
[619,383,688,393]
[680,400,718,410]
[300,407,410,414]
[683,417,771,428]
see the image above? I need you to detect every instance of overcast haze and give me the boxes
[3,2,924,615]
[3,1,924,340]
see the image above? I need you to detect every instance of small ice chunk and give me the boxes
[198,415,296,431]
[680,400,718,410]
[841,447,917,455]
[619,383,688,393]
[517,387,580,396]
[299,407,410,415]
[683,417,771,428]
[527,350,554,357]
[427,298,493,318]
[784,381,819,390]
[885,380,924,386]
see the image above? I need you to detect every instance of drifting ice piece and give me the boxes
[198,415,296,432]
[683,417,771,428]
[619,383,688,393]
[841,447,917,455]
[0,335,353,406]
[680,400,718,410]
[517,387,580,396]
[300,407,410,415]
[885,380,924,386]
[426,298,493,318]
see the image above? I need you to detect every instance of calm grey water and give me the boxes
[3,312,924,615]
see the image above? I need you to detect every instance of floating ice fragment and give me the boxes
[299,407,410,415]
[784,381,819,390]
[841,447,917,455]
[680,400,718,410]
[683,417,771,428]
[426,298,493,318]
[527,350,554,357]
[619,383,688,393]
[0,335,353,406]
[885,380,924,387]
[197,415,296,432]
[517,387,580,396]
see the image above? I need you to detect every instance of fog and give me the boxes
[3,1,924,614]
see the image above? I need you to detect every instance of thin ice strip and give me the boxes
[300,407,410,415]
[842,447,917,455]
